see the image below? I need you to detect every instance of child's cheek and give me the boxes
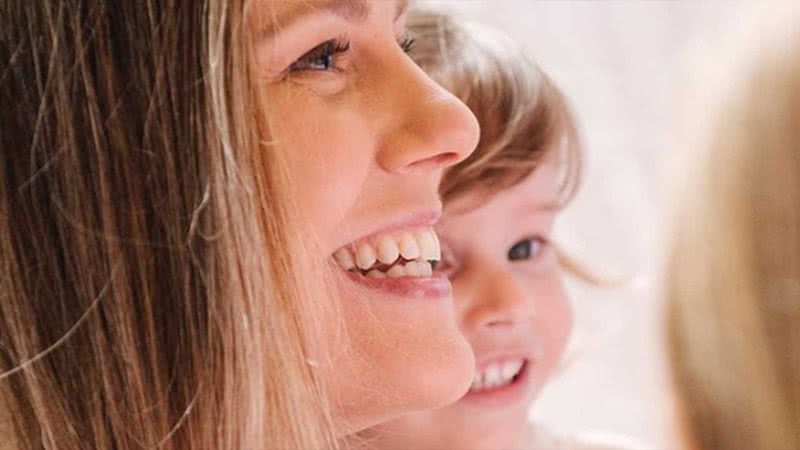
[533,275,573,367]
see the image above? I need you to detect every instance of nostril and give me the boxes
[486,318,514,328]
[407,152,462,171]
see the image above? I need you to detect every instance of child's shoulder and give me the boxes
[528,424,655,450]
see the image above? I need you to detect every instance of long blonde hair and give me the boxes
[0,1,337,449]
[666,11,800,450]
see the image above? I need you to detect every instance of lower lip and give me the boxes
[344,270,452,300]
[461,360,532,408]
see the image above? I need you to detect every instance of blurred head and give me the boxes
[666,12,800,450]
[368,10,582,450]
[0,1,479,448]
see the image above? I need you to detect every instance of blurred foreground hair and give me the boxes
[666,11,800,450]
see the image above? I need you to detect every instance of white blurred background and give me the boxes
[420,1,754,448]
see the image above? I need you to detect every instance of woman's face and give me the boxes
[251,0,480,433]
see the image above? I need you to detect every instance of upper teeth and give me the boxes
[470,360,524,392]
[333,228,441,277]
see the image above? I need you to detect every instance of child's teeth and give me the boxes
[502,361,522,380]
[485,365,501,387]
[334,248,355,271]
[377,236,400,265]
[356,243,377,270]
[367,269,386,279]
[416,230,440,261]
[470,360,525,392]
[386,265,406,278]
[399,232,421,260]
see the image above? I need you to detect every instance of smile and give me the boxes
[332,228,450,299]
[333,228,441,278]
[470,359,526,392]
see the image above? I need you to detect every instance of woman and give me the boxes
[0,1,478,449]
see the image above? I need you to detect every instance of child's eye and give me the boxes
[508,237,547,262]
[289,39,351,73]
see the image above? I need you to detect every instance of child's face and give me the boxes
[369,159,573,449]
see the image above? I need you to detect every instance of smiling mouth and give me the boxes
[469,359,527,393]
[332,227,449,299]
[333,228,441,278]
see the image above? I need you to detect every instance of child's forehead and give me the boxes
[441,163,562,229]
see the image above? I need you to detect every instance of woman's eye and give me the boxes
[508,237,547,262]
[289,39,351,73]
[288,34,415,74]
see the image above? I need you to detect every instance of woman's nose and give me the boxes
[375,52,479,174]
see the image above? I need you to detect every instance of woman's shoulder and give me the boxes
[528,424,655,450]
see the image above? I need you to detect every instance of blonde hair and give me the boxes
[666,14,800,450]
[407,9,601,287]
[407,10,581,207]
[0,2,338,449]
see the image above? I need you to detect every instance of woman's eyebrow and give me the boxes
[255,0,371,42]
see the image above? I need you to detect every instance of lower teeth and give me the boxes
[356,259,434,278]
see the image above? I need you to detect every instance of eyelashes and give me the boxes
[399,35,416,53]
[289,37,351,73]
[287,33,417,75]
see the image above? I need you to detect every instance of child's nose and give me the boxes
[473,268,535,329]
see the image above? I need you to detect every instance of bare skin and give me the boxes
[369,161,573,449]
[252,0,480,434]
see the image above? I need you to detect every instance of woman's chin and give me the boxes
[329,318,475,435]
[415,332,475,409]
[323,265,476,434]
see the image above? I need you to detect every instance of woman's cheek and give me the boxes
[271,94,372,242]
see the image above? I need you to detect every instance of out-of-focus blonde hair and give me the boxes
[0,1,338,449]
[666,10,800,450]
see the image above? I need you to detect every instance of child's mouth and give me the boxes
[469,359,527,393]
[332,228,449,299]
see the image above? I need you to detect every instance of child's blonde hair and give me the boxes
[408,9,600,284]
[666,13,800,450]
[408,10,582,207]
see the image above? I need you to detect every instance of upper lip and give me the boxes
[474,349,535,371]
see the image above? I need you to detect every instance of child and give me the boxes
[363,10,642,450]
